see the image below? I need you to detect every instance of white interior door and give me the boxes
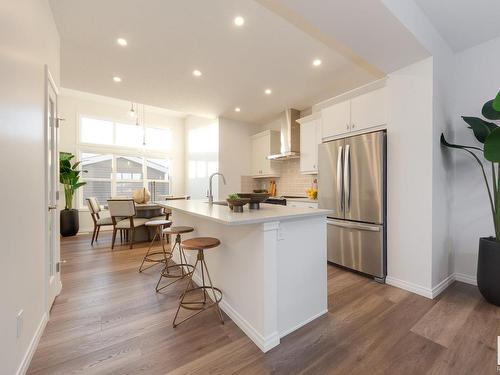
[46,67,61,310]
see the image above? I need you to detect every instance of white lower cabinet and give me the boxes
[287,201,318,209]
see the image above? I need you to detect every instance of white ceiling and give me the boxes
[415,0,500,52]
[49,0,382,124]
[258,0,430,74]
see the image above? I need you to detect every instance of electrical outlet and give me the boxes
[16,309,23,338]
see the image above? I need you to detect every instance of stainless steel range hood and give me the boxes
[267,109,301,160]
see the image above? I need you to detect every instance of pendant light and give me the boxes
[129,102,136,118]
[142,104,147,146]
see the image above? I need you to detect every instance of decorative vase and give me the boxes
[132,187,151,204]
[477,237,500,306]
[60,209,79,237]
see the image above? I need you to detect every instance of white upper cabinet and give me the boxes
[350,87,387,132]
[321,100,350,139]
[321,87,387,139]
[251,130,281,178]
[298,115,321,174]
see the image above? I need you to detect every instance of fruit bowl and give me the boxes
[226,198,250,212]
[237,193,270,209]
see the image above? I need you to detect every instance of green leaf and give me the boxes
[484,128,500,162]
[482,100,500,120]
[440,133,483,152]
[493,91,500,111]
[73,182,87,189]
[462,116,498,143]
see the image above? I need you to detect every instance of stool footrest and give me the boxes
[160,263,194,278]
[179,286,222,311]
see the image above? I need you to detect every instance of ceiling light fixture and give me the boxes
[313,59,322,67]
[113,76,122,83]
[234,16,245,26]
[265,88,272,95]
[117,38,128,46]
[193,70,202,77]
[235,107,241,112]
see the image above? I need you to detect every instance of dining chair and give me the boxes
[107,199,149,249]
[86,197,113,245]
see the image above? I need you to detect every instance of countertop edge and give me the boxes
[156,201,332,226]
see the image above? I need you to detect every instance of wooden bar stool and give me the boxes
[172,237,224,328]
[138,219,172,272]
[156,226,195,292]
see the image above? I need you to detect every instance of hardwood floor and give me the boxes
[28,233,498,374]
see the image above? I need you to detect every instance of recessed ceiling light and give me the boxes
[235,107,241,112]
[193,70,202,77]
[313,59,322,67]
[265,88,272,95]
[234,16,245,26]
[113,76,122,82]
[117,38,128,46]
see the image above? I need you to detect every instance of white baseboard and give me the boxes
[16,313,47,375]
[279,309,328,339]
[387,272,478,300]
[454,272,477,286]
[190,272,280,352]
[430,274,456,299]
[386,276,433,299]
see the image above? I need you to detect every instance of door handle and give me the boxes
[48,205,57,211]
[336,146,343,211]
[327,219,380,232]
[343,144,350,212]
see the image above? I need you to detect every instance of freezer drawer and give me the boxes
[327,219,385,279]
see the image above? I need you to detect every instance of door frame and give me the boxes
[44,65,62,313]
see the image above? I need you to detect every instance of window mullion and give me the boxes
[111,154,117,198]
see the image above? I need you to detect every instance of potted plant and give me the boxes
[59,152,86,237]
[441,90,500,306]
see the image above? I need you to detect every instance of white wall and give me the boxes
[58,89,186,233]
[185,115,219,199]
[218,117,259,198]
[0,1,60,374]
[383,0,456,292]
[386,58,435,291]
[449,35,500,282]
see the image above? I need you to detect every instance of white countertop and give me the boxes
[156,200,332,226]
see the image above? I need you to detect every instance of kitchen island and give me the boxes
[156,200,332,352]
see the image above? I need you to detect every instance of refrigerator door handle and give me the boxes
[343,144,351,211]
[336,146,344,211]
[327,219,381,232]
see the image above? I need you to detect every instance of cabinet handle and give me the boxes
[352,123,355,129]
[346,123,349,130]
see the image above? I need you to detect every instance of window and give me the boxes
[78,116,172,208]
[80,118,113,145]
[79,116,172,152]
[115,123,142,148]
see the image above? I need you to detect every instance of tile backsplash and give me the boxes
[241,159,317,197]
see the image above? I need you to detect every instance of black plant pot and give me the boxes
[477,237,500,306]
[60,209,79,237]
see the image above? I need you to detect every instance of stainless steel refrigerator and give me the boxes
[318,130,386,282]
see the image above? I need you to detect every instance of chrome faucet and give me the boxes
[208,172,227,204]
